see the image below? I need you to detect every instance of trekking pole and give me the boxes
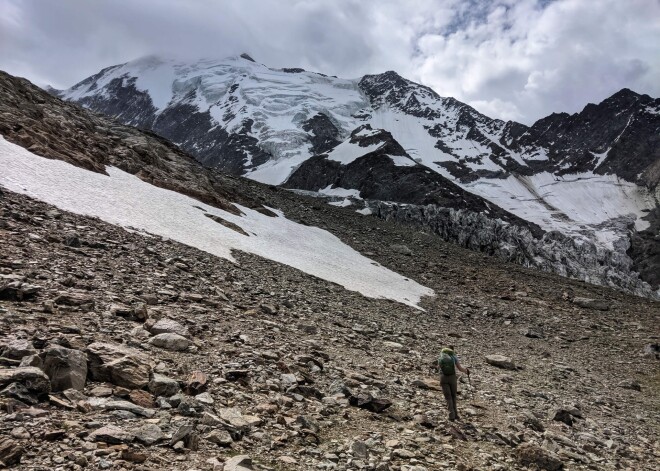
[466,369,475,399]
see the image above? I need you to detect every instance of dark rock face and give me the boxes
[513,89,660,188]
[301,113,341,155]
[74,77,158,128]
[627,206,660,290]
[285,125,543,236]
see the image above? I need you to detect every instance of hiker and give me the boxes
[438,345,470,421]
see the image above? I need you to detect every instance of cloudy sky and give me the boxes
[1,0,658,124]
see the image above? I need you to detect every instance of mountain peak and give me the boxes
[239,52,256,62]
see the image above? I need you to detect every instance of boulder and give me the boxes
[0,339,37,360]
[148,318,189,337]
[0,382,39,405]
[0,367,50,395]
[134,423,164,445]
[0,281,41,301]
[572,297,610,311]
[552,408,577,426]
[148,373,180,397]
[224,455,254,471]
[0,438,23,467]
[53,291,95,307]
[129,389,155,408]
[521,410,545,432]
[149,333,190,351]
[204,429,233,447]
[618,380,641,391]
[85,342,151,389]
[348,392,392,413]
[88,425,135,444]
[259,303,278,315]
[391,244,413,256]
[41,345,87,391]
[516,443,563,470]
[185,370,208,394]
[217,407,250,430]
[485,355,516,370]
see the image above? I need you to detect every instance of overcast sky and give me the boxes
[1,0,658,124]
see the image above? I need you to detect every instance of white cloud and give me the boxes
[411,0,660,122]
[0,0,658,123]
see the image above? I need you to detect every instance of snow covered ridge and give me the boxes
[0,137,433,309]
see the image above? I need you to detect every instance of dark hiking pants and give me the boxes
[440,374,458,420]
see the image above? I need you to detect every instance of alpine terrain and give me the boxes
[0,64,658,471]
[52,54,660,299]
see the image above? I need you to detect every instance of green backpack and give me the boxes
[438,351,456,376]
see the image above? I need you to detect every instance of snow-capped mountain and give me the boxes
[53,54,660,296]
[0,70,432,308]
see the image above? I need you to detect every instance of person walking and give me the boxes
[438,345,470,421]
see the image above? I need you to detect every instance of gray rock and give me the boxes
[259,303,278,315]
[0,281,41,301]
[485,354,516,370]
[0,438,23,467]
[391,244,413,256]
[0,382,38,404]
[42,345,87,391]
[134,423,164,445]
[177,395,205,416]
[0,367,50,395]
[87,397,156,417]
[617,379,641,391]
[516,443,563,470]
[53,290,94,306]
[224,455,254,471]
[85,342,151,389]
[19,354,42,368]
[204,429,233,447]
[572,297,610,311]
[0,339,37,360]
[88,425,135,444]
[352,440,369,459]
[149,333,190,351]
[148,318,189,337]
[552,408,577,426]
[148,373,180,397]
[521,410,545,432]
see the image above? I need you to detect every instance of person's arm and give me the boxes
[455,358,470,375]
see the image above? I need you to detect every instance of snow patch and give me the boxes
[388,155,416,167]
[318,185,362,199]
[0,137,433,309]
[326,140,382,165]
[328,199,352,207]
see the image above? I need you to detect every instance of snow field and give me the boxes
[0,137,433,309]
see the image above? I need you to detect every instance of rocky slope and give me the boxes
[51,55,660,298]
[0,67,658,471]
[1,179,659,471]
